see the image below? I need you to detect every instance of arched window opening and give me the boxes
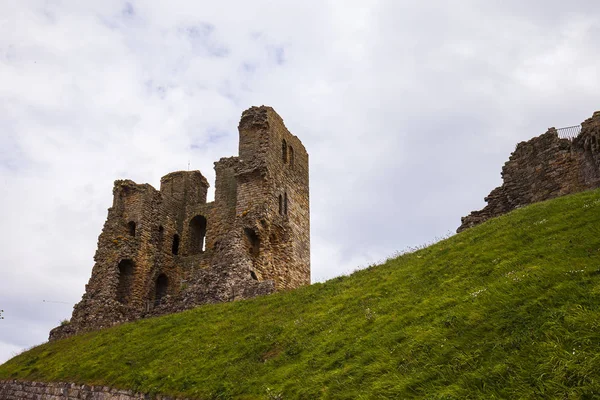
[282,139,288,163]
[284,192,288,216]
[189,215,207,254]
[250,270,259,281]
[172,234,180,255]
[127,221,136,237]
[289,146,294,168]
[116,259,135,304]
[243,227,260,258]
[154,274,169,306]
[278,194,283,215]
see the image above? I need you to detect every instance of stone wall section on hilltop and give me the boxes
[458,110,600,232]
[50,106,310,341]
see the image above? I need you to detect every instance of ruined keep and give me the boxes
[458,110,600,232]
[50,106,310,340]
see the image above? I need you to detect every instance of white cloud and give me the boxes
[1,0,599,363]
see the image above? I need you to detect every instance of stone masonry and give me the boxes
[50,106,310,340]
[458,110,600,232]
[0,380,192,400]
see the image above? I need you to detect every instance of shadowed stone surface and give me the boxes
[49,106,310,341]
[458,110,600,232]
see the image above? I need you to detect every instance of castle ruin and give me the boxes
[458,110,600,232]
[50,106,310,340]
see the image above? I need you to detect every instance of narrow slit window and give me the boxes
[284,192,288,215]
[189,215,207,254]
[278,194,283,215]
[158,226,164,244]
[127,221,136,237]
[172,234,180,255]
[282,139,288,163]
[289,146,294,168]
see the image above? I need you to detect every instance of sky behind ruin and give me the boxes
[1,0,599,362]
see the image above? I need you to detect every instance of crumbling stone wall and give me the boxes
[0,380,191,400]
[458,110,600,232]
[50,106,310,340]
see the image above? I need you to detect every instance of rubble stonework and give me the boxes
[50,106,310,340]
[0,380,192,400]
[458,110,600,232]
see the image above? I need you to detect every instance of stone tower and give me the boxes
[50,106,310,340]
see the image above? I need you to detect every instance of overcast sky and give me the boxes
[1,0,599,363]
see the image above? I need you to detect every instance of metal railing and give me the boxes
[515,123,582,151]
[556,124,582,140]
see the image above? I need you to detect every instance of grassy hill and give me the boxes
[3,189,600,399]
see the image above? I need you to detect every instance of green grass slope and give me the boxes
[3,190,600,399]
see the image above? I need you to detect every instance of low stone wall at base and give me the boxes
[0,380,191,400]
